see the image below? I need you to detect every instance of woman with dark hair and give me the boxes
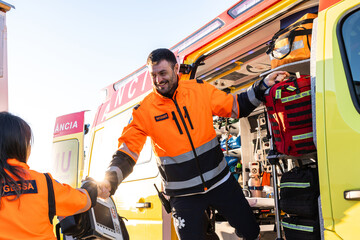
[0,112,97,240]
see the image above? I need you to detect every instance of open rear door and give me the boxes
[52,111,86,188]
[318,1,360,239]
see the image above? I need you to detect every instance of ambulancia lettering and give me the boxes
[115,86,126,107]
[54,121,78,133]
[53,111,85,137]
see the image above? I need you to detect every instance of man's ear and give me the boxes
[174,63,179,74]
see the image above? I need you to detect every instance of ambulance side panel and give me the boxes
[52,111,86,239]
[52,111,86,188]
[317,0,360,239]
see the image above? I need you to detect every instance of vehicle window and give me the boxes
[51,139,79,186]
[339,9,360,108]
[89,107,153,180]
[228,0,264,19]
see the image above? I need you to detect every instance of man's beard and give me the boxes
[159,73,178,98]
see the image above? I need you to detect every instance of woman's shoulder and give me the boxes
[26,169,50,181]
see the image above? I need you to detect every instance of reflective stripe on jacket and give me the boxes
[0,159,91,240]
[110,79,260,196]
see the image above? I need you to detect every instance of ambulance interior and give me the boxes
[192,0,319,228]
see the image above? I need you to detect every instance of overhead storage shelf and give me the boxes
[260,59,310,77]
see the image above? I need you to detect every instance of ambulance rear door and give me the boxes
[317,0,360,239]
[52,111,87,188]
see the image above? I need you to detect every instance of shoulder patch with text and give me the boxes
[2,180,38,196]
[155,113,169,122]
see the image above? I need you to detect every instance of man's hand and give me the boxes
[97,179,111,199]
[263,71,290,87]
[81,177,98,207]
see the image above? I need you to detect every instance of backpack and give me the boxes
[282,216,321,240]
[266,13,317,69]
[264,75,316,156]
[279,166,319,218]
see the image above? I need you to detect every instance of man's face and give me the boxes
[148,59,179,98]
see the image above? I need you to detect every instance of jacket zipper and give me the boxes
[172,111,183,134]
[183,106,194,129]
[172,95,207,191]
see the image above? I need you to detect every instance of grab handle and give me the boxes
[344,190,360,200]
[135,202,152,208]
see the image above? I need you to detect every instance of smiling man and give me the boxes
[99,48,288,240]
[148,55,179,98]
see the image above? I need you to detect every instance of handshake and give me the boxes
[81,178,112,201]
[97,179,112,199]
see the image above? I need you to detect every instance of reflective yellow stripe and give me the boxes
[280,182,311,188]
[282,221,314,232]
[286,86,297,91]
[292,132,313,141]
[275,89,281,99]
[281,90,311,103]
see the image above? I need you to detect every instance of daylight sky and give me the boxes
[6,0,239,172]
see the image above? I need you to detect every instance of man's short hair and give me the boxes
[147,48,177,68]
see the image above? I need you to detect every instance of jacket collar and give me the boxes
[7,158,30,170]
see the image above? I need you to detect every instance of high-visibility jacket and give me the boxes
[0,159,91,240]
[106,79,264,196]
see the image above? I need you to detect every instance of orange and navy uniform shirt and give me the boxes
[0,159,91,240]
[106,79,262,196]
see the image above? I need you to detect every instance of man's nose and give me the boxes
[155,75,162,82]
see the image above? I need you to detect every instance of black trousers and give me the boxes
[170,176,260,240]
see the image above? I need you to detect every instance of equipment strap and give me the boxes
[271,121,279,127]
[287,109,312,118]
[273,18,315,39]
[277,29,313,42]
[44,173,56,224]
[297,149,315,154]
[248,186,264,190]
[295,141,315,148]
[275,89,282,99]
[55,224,61,240]
[273,130,280,135]
[289,118,312,126]
[270,27,312,60]
[266,106,274,111]
[286,86,297,91]
[285,100,311,110]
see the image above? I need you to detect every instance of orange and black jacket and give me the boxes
[106,78,267,196]
[0,159,93,240]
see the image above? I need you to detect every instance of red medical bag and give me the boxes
[264,75,316,156]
